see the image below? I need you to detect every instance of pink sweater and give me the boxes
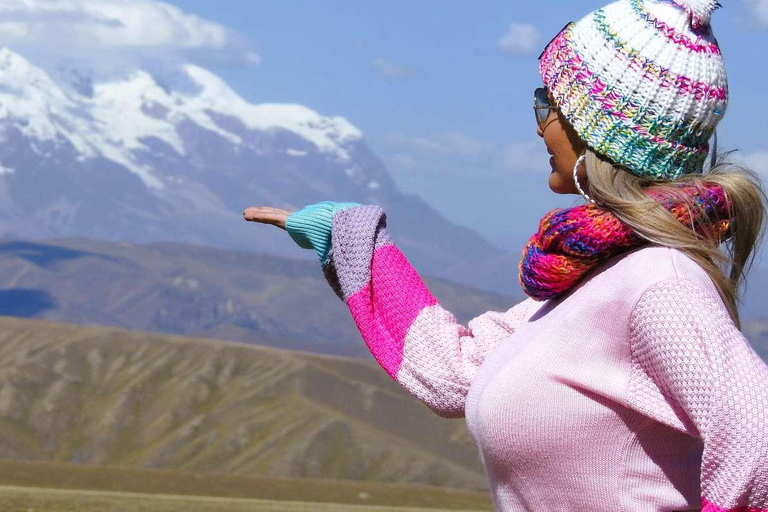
[286,202,768,511]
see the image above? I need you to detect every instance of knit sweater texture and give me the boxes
[285,200,768,512]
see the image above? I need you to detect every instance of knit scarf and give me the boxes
[518,183,734,301]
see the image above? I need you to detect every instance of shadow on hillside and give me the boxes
[0,241,91,268]
[0,288,56,317]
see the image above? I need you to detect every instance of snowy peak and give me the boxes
[0,47,364,188]
[181,64,363,155]
[0,47,57,90]
[0,48,84,144]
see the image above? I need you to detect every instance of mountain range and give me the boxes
[0,47,519,297]
[0,237,519,358]
[0,236,764,363]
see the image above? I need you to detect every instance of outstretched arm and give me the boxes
[629,277,768,511]
[285,201,543,418]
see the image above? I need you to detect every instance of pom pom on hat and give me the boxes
[670,0,723,30]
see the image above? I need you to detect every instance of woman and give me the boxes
[243,0,768,510]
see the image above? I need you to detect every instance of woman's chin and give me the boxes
[548,172,565,194]
[548,169,577,195]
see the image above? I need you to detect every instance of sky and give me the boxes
[1,0,767,259]
[172,0,768,254]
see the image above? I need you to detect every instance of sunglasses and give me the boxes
[533,87,558,129]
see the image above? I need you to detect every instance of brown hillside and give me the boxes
[0,315,488,490]
[0,238,520,358]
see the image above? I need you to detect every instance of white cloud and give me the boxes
[384,131,548,177]
[389,153,419,172]
[372,58,418,78]
[739,150,768,185]
[386,131,493,158]
[497,23,543,56]
[0,0,258,68]
[244,52,262,66]
[742,0,768,27]
[501,139,551,174]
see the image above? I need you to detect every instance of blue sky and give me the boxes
[166,0,768,254]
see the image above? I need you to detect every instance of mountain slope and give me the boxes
[1,236,766,361]
[0,47,518,297]
[0,237,521,358]
[0,314,488,490]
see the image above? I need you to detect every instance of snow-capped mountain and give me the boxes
[0,48,365,189]
[0,47,516,296]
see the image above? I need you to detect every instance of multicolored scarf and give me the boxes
[518,183,734,301]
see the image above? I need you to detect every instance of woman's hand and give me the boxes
[242,207,293,230]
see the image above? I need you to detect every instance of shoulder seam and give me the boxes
[669,246,682,280]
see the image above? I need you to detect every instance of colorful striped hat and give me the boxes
[538,0,727,180]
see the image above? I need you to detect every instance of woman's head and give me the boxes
[532,0,767,328]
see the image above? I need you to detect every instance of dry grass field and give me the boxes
[0,460,494,511]
[0,487,489,512]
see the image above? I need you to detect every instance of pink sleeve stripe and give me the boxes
[702,496,768,512]
[346,244,438,378]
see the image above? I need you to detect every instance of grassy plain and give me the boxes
[0,459,494,510]
[0,486,491,512]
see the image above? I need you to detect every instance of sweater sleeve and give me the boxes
[285,201,544,418]
[629,277,768,512]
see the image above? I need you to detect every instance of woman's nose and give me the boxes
[537,122,544,138]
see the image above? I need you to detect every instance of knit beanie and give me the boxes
[537,0,727,180]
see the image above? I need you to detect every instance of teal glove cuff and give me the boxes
[285,201,361,264]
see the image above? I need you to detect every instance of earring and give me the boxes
[573,154,596,205]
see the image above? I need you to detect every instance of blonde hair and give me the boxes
[582,149,767,330]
